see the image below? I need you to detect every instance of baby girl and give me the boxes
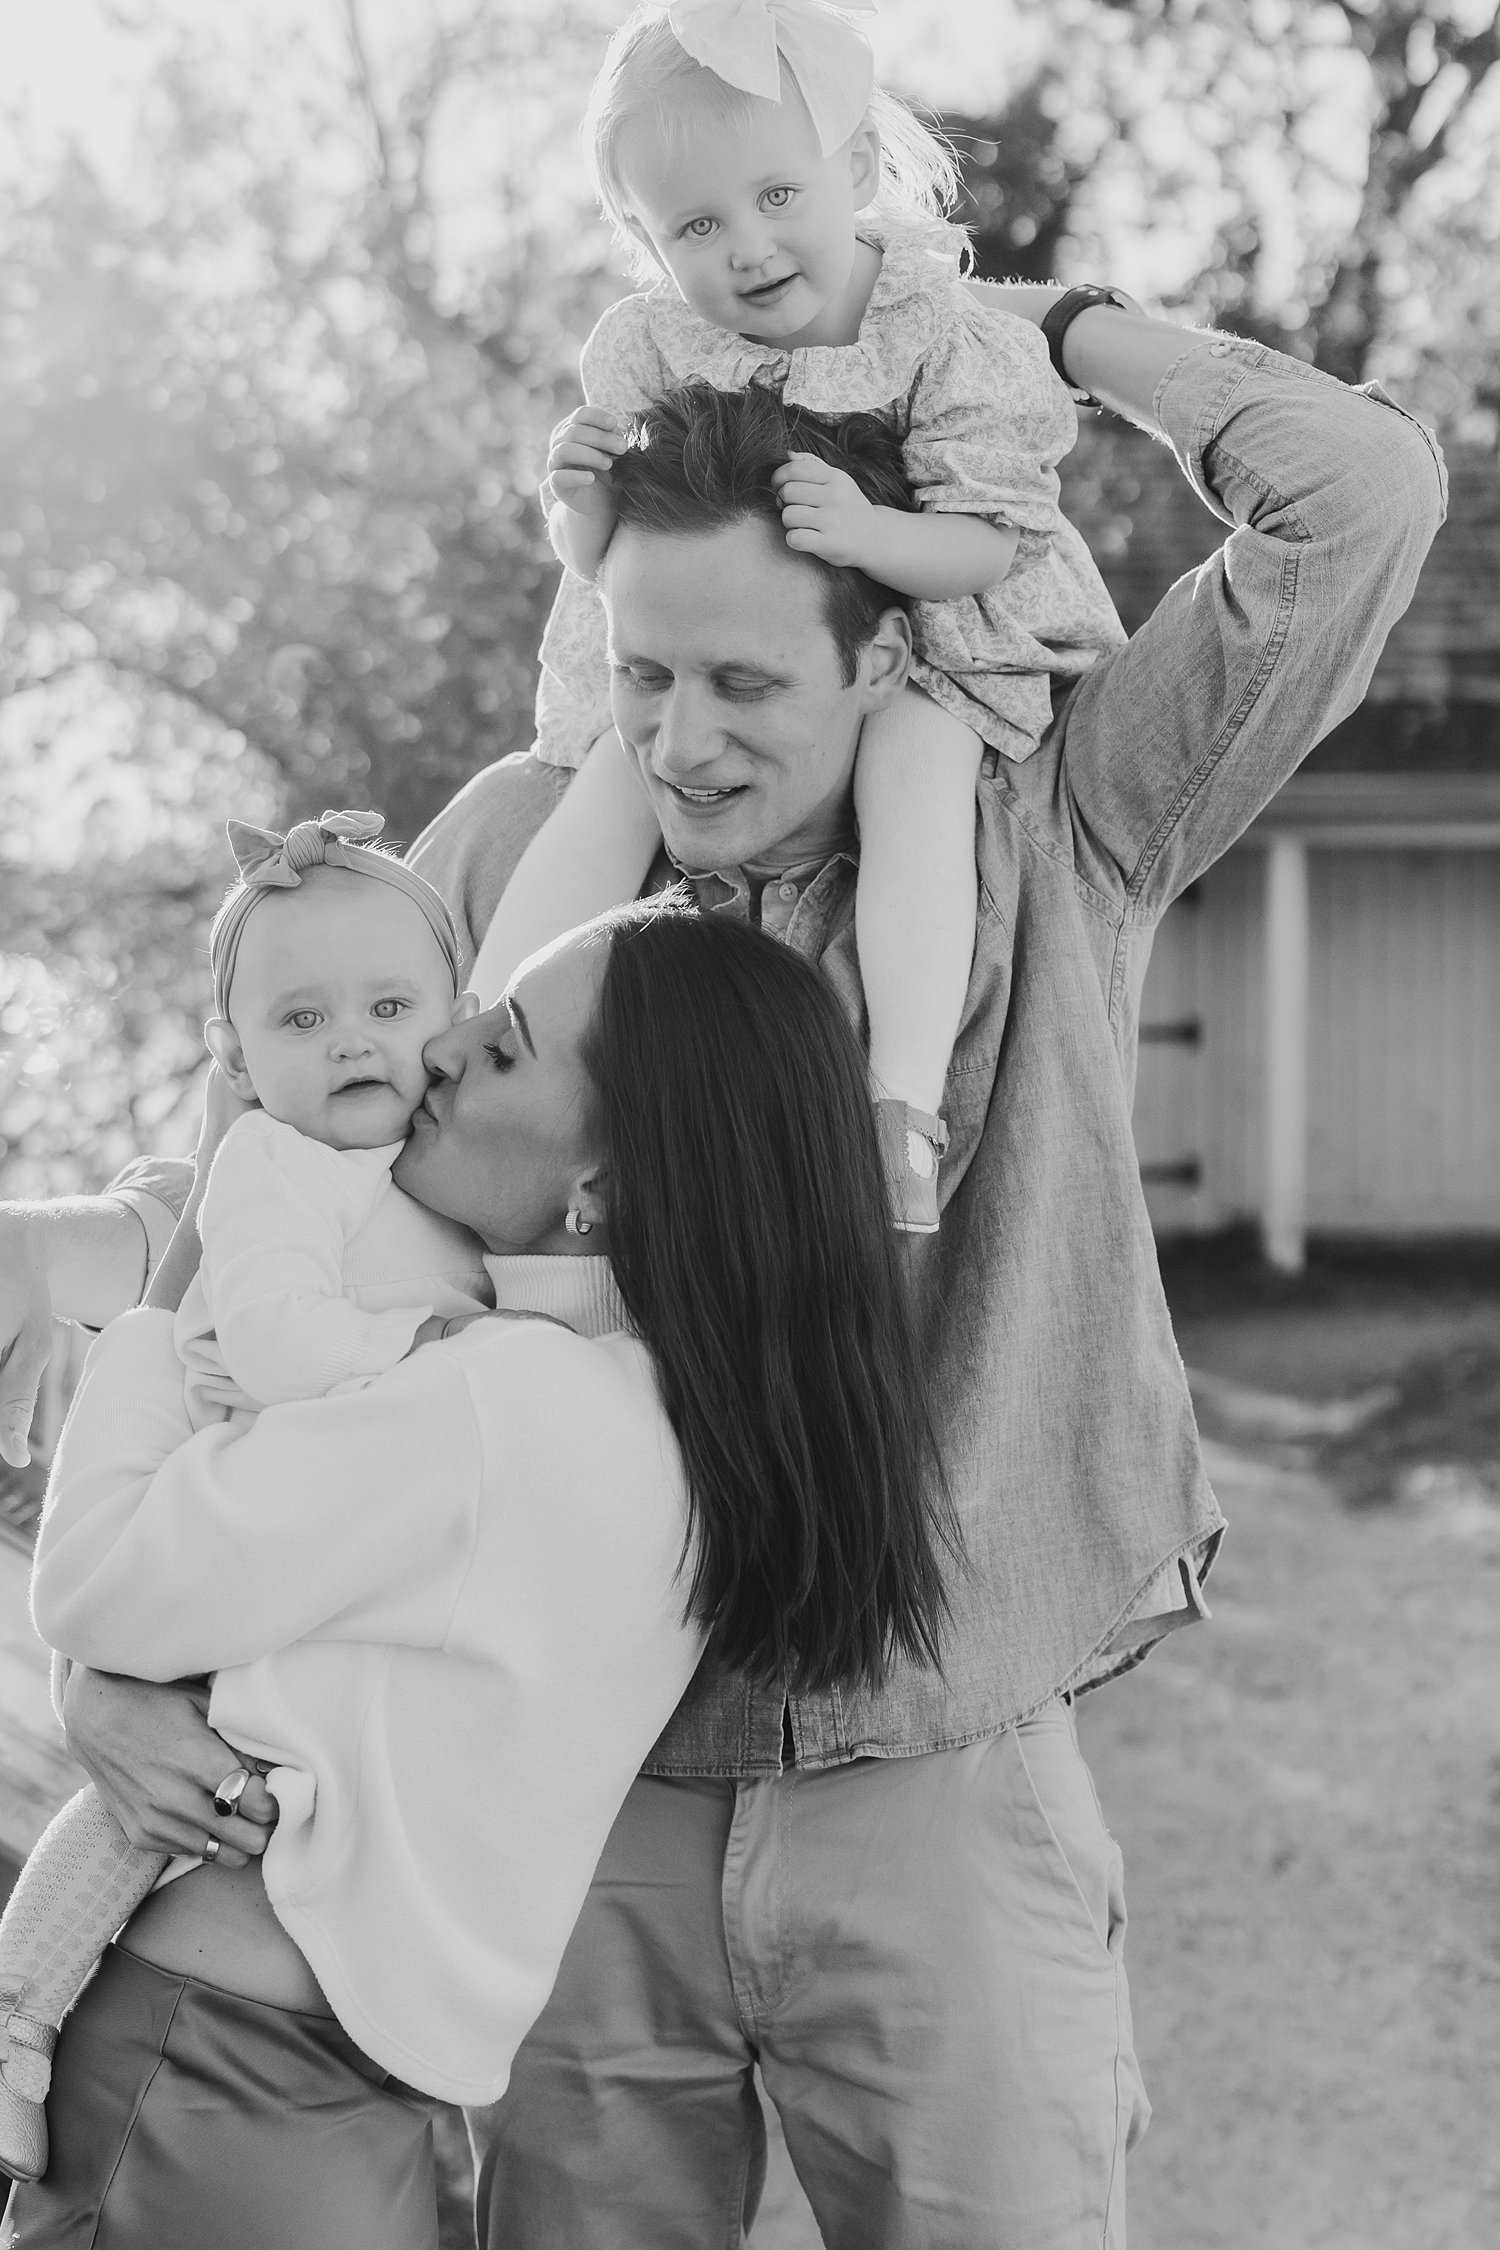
[473,0,1126,1231]
[0,810,488,2184]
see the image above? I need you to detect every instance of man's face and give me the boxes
[599,513,906,873]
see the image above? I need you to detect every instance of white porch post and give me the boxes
[1262,834,1310,1272]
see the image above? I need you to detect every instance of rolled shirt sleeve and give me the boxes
[1058,339,1447,912]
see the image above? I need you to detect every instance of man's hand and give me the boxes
[62,1669,278,1868]
[0,1209,53,1467]
[542,405,627,525]
[772,454,880,569]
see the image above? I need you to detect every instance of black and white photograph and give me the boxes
[0,1,1490,2244]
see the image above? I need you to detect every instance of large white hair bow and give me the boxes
[667,0,877,156]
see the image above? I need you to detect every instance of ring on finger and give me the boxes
[202,1835,220,1864]
[212,1768,252,1818]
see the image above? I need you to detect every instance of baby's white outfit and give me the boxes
[176,1110,492,1426]
[535,217,1127,770]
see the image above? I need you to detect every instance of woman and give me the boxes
[9,899,947,2250]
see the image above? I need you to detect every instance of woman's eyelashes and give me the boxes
[482,1039,515,1073]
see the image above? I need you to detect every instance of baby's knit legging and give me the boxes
[0,1788,165,2043]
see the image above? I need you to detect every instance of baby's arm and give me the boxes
[195,1118,432,1405]
[542,296,671,584]
[773,457,1020,600]
[470,734,661,1005]
[543,404,628,582]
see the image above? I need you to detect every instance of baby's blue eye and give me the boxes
[761,186,794,209]
[371,999,406,1019]
[681,216,715,239]
[287,1010,321,1031]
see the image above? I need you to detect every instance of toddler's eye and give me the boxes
[761,186,794,210]
[680,216,716,239]
[287,1009,321,1031]
[371,999,407,1019]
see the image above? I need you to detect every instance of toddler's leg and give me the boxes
[470,730,662,1004]
[0,1785,166,2182]
[854,686,984,1233]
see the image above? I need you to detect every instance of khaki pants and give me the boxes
[5,1946,438,2250]
[471,1701,1148,2249]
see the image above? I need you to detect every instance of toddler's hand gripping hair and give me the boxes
[667,0,877,156]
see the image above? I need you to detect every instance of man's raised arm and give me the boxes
[972,282,1447,910]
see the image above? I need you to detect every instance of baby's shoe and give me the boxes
[0,2005,55,2183]
[874,1101,949,1234]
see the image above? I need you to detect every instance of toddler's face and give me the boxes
[215,871,457,1150]
[618,80,877,350]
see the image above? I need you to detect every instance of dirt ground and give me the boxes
[1076,1239,1500,2250]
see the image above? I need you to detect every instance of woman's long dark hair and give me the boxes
[581,897,953,1693]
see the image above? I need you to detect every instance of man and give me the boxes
[0,293,1444,2246]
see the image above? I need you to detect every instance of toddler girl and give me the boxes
[474,0,1126,1230]
[0,809,489,2184]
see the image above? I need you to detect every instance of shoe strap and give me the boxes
[1,2011,56,2103]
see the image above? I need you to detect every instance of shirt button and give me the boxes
[1211,341,1234,356]
[779,882,798,902]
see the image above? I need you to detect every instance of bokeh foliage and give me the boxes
[3,0,1498,1192]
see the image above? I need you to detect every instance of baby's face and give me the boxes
[223,872,456,1150]
[618,80,875,349]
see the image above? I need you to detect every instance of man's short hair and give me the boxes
[608,383,916,684]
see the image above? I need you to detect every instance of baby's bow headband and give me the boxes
[666,0,877,157]
[211,809,463,1019]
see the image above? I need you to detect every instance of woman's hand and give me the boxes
[62,1669,279,1868]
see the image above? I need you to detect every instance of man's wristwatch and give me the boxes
[1040,285,1135,409]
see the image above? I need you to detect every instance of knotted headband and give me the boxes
[210,808,463,1020]
[666,0,877,156]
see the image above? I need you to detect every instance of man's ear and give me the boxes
[858,605,913,713]
[451,989,481,1025]
[204,1018,258,1102]
[849,119,882,214]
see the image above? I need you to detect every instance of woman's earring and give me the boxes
[565,1208,593,1238]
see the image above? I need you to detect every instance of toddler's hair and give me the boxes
[585,5,963,279]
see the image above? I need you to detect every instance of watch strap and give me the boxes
[1039,285,1132,407]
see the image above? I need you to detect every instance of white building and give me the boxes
[1067,434,1500,1268]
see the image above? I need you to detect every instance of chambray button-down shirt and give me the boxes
[115,338,1446,1779]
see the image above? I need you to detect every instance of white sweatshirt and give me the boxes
[174,1111,492,1419]
[33,1257,705,2105]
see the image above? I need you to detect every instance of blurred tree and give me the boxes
[944,0,1500,412]
[945,75,1094,283]
[0,0,612,844]
[0,0,615,1193]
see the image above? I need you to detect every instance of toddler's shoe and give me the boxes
[874,1100,949,1234]
[0,2005,55,2183]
